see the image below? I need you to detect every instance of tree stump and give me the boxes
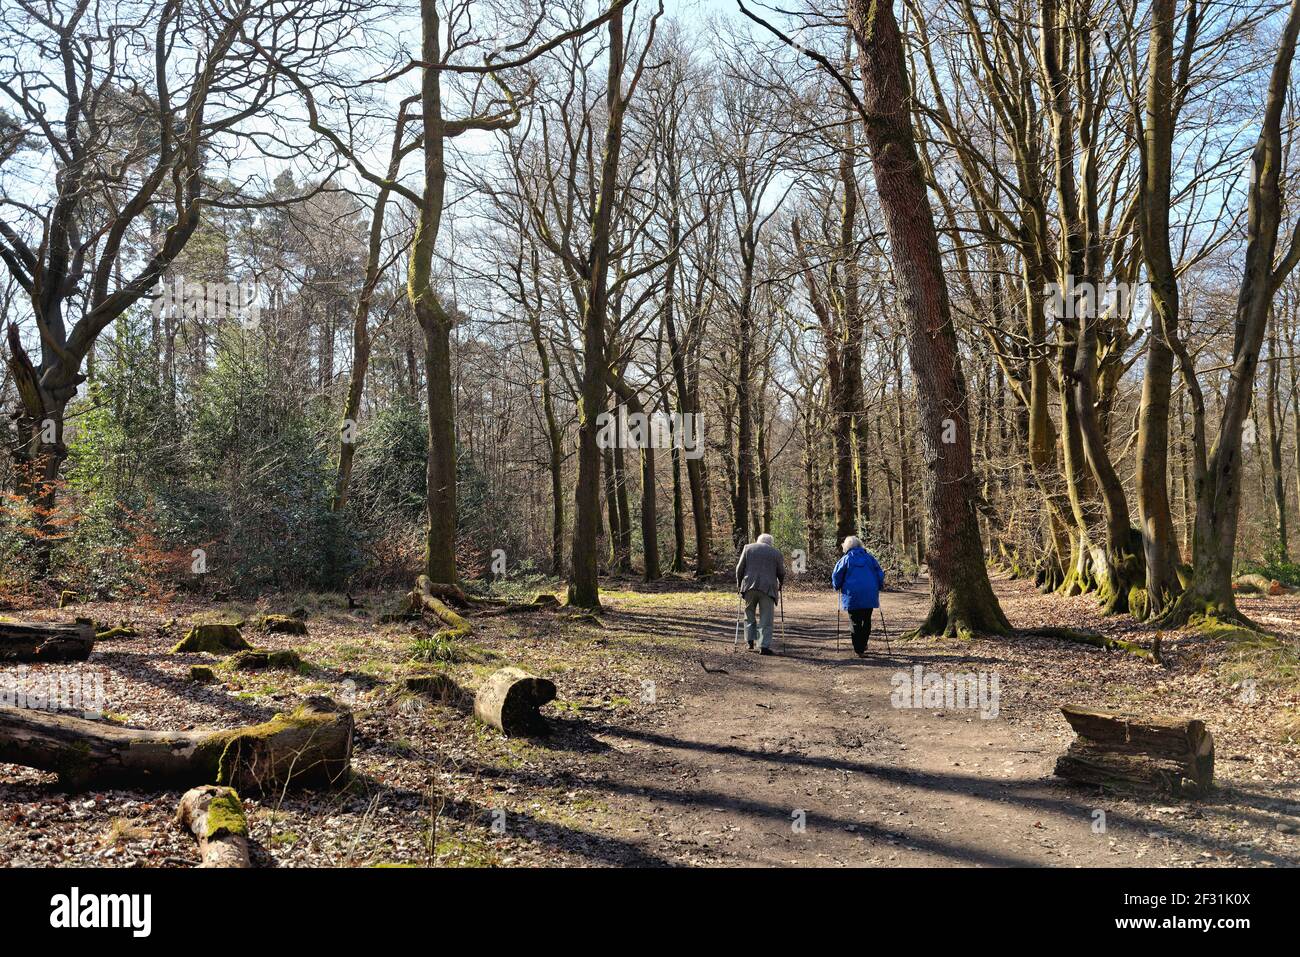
[1054,704,1214,797]
[0,696,353,792]
[404,670,465,706]
[176,785,251,868]
[0,620,95,662]
[258,614,308,636]
[171,623,251,654]
[226,648,303,672]
[474,667,556,736]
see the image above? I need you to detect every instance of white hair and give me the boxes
[842,535,862,553]
[756,533,775,546]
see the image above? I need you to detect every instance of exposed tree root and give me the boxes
[902,589,1012,641]
[1022,626,1162,663]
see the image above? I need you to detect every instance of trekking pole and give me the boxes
[733,592,742,653]
[836,604,841,651]
[878,605,892,656]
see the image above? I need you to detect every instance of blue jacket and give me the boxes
[832,546,884,610]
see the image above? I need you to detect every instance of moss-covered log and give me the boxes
[171,623,251,654]
[0,696,353,791]
[474,667,556,736]
[224,648,304,672]
[257,614,308,636]
[1053,704,1213,797]
[94,625,137,641]
[403,669,465,705]
[176,785,251,868]
[404,574,473,639]
[0,620,95,662]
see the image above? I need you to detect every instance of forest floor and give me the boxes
[2,574,1299,867]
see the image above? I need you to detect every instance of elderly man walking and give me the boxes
[736,533,786,655]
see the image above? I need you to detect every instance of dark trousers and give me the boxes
[849,609,873,654]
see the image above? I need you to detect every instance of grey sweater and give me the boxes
[736,542,786,599]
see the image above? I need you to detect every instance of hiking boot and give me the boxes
[760,647,775,656]
[747,638,755,650]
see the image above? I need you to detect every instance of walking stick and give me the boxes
[836,604,841,651]
[779,589,786,646]
[733,592,742,653]
[878,605,892,656]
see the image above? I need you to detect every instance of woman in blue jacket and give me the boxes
[831,536,885,656]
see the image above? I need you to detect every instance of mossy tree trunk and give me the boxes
[1159,0,1300,628]
[1040,0,1145,616]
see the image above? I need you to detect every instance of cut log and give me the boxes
[1053,704,1213,797]
[171,622,251,654]
[0,620,95,662]
[1233,573,1273,594]
[176,785,251,868]
[0,696,353,792]
[474,666,556,736]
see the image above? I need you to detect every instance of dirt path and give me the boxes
[583,584,1300,867]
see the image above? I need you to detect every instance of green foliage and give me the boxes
[54,318,359,595]
[349,396,429,523]
[185,330,358,590]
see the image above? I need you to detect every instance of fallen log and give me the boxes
[474,666,556,736]
[176,785,251,868]
[0,620,95,662]
[1233,574,1296,596]
[94,624,137,641]
[1053,704,1214,797]
[0,696,353,792]
[403,575,473,638]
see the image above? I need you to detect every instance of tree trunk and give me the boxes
[848,0,1010,638]
[568,6,630,608]
[1161,0,1300,627]
[410,0,458,585]
[1135,0,1184,616]
[606,368,660,580]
